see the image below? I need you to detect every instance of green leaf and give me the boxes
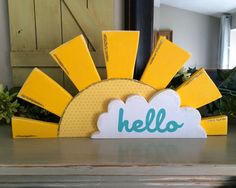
[218,67,236,89]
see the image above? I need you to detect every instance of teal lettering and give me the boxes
[146,108,158,133]
[155,108,167,133]
[166,121,184,132]
[132,120,145,132]
[118,108,132,132]
[117,107,183,134]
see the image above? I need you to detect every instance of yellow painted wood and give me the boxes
[8,0,36,50]
[17,68,72,117]
[34,0,62,49]
[59,79,157,137]
[63,0,114,66]
[12,116,58,138]
[141,36,191,90]
[63,67,106,96]
[10,51,58,67]
[12,67,64,87]
[176,68,222,108]
[102,31,139,79]
[50,35,101,91]
[201,115,228,136]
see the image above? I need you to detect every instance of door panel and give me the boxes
[8,0,116,89]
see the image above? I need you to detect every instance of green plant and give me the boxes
[0,84,19,124]
[168,67,197,89]
[205,67,236,118]
[0,85,59,125]
[17,98,60,123]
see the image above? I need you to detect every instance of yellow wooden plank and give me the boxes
[201,115,228,135]
[63,67,106,95]
[34,0,62,49]
[102,31,139,79]
[11,51,58,67]
[63,0,114,66]
[17,68,72,117]
[12,67,64,87]
[12,116,58,138]
[141,36,190,90]
[50,35,101,91]
[8,0,36,50]
[176,68,222,108]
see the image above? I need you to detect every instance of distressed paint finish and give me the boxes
[34,0,62,49]
[8,0,36,51]
[8,0,114,88]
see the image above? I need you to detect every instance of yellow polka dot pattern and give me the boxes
[59,79,157,137]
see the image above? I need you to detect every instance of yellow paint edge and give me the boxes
[201,115,228,136]
[12,116,59,139]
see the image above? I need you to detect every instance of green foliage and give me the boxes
[205,67,236,118]
[17,99,60,123]
[167,67,197,89]
[0,84,19,124]
[0,85,59,125]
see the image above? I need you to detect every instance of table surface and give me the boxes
[0,122,236,167]
[0,124,236,188]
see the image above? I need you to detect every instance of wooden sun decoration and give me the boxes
[12,31,228,139]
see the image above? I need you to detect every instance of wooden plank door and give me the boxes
[8,0,116,94]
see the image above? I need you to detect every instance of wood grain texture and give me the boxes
[9,0,115,89]
[61,0,83,43]
[8,0,36,51]
[11,51,58,67]
[34,0,62,49]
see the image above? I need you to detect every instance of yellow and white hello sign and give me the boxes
[11,31,227,139]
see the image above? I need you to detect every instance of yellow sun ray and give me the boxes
[102,31,139,79]
[12,31,227,138]
[201,115,227,136]
[175,68,222,108]
[12,117,58,138]
[50,35,101,91]
[17,68,72,117]
[140,36,190,90]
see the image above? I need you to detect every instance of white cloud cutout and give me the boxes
[91,89,207,138]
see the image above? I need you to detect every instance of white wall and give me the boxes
[155,5,220,69]
[0,0,11,87]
